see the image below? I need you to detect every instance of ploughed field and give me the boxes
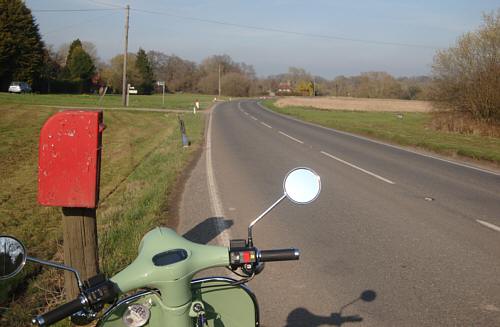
[275,96,431,112]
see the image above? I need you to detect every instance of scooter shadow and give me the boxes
[182,217,233,245]
[284,290,377,327]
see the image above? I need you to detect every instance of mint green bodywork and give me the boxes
[101,227,258,326]
[97,278,258,326]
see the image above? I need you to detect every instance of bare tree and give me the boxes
[430,10,500,122]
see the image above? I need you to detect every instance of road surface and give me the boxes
[178,99,500,326]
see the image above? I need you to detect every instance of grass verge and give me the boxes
[262,99,500,165]
[0,102,205,326]
[0,92,227,110]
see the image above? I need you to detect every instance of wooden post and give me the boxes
[62,208,99,299]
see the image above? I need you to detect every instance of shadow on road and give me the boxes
[284,290,377,327]
[182,217,233,244]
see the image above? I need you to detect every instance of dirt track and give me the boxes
[275,96,432,112]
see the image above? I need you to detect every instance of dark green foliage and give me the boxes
[65,43,95,93]
[66,39,82,66]
[68,47,95,80]
[0,0,45,91]
[135,48,154,94]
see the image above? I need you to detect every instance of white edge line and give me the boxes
[278,131,304,144]
[260,122,272,128]
[206,105,230,245]
[256,102,500,177]
[321,150,395,185]
[476,219,500,232]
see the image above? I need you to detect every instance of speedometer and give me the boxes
[122,304,151,327]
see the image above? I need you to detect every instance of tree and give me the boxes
[163,55,198,92]
[101,53,138,94]
[431,10,500,122]
[66,45,95,93]
[0,0,45,91]
[66,39,82,66]
[38,45,62,93]
[221,72,251,96]
[135,48,154,94]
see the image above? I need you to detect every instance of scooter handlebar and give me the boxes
[258,248,300,262]
[32,296,86,326]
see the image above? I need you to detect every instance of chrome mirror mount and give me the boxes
[247,167,321,246]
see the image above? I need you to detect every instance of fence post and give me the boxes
[61,208,98,298]
[178,115,190,147]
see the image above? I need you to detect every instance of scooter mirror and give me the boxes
[0,236,27,280]
[283,167,321,204]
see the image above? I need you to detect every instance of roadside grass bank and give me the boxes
[0,92,226,110]
[0,103,205,326]
[262,99,500,165]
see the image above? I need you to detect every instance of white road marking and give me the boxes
[260,122,272,128]
[278,131,304,144]
[257,102,500,177]
[476,219,500,232]
[321,150,395,184]
[251,116,258,121]
[206,106,230,245]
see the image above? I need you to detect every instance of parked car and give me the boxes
[8,81,31,93]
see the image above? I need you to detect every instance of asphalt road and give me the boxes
[178,100,500,326]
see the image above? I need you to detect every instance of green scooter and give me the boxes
[0,167,321,327]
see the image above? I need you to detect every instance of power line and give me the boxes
[42,13,119,35]
[84,0,126,9]
[32,8,121,13]
[131,7,440,50]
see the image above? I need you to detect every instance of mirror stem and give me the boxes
[27,256,84,291]
[247,194,286,247]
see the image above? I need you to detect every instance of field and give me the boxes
[0,97,205,325]
[0,92,226,110]
[263,99,500,165]
[275,96,432,112]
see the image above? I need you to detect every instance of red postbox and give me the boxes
[38,110,104,208]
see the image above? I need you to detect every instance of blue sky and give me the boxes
[27,0,499,78]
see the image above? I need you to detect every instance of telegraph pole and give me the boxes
[218,63,221,97]
[122,5,130,106]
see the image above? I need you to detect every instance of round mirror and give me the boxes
[283,167,321,204]
[0,236,27,280]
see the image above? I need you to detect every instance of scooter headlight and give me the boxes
[122,304,150,327]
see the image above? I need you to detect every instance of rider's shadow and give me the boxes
[182,217,233,245]
[284,290,377,327]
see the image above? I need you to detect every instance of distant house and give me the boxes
[277,81,292,94]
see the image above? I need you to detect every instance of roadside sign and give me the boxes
[128,85,138,94]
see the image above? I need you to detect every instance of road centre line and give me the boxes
[260,122,272,128]
[320,150,395,184]
[278,131,304,144]
[256,102,500,177]
[251,116,258,121]
[476,219,500,232]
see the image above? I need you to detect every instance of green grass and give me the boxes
[0,92,227,110]
[0,102,205,326]
[262,99,500,164]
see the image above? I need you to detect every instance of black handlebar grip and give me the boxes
[32,297,85,326]
[259,248,300,262]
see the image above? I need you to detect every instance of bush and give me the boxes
[430,10,500,123]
